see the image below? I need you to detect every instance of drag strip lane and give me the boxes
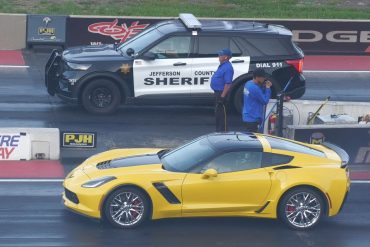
[0,183,369,247]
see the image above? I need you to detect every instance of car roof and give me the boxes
[156,19,291,36]
[205,132,263,152]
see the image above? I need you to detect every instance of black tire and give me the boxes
[104,187,150,229]
[278,187,325,230]
[81,78,121,114]
[232,78,281,114]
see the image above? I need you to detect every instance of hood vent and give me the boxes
[96,160,112,169]
[96,154,160,170]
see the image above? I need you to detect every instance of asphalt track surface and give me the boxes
[0,182,369,247]
[0,51,370,247]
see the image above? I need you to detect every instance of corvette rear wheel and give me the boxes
[104,188,149,228]
[278,188,324,230]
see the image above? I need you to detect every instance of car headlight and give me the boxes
[81,176,116,188]
[67,62,91,71]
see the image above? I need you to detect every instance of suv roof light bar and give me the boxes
[179,13,202,29]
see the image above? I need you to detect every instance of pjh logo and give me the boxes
[88,19,150,43]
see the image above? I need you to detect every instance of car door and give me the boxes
[181,151,271,216]
[190,36,250,95]
[133,35,193,97]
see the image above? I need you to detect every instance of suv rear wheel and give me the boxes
[81,78,121,114]
[232,79,281,114]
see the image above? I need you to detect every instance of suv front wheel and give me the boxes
[81,78,121,114]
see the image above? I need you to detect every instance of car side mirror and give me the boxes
[142,52,156,60]
[202,169,218,179]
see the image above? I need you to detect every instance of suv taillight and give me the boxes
[286,59,303,73]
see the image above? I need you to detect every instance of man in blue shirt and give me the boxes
[210,48,234,132]
[243,68,272,133]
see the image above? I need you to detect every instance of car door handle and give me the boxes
[173,62,187,66]
[231,60,244,64]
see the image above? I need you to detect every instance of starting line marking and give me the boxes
[0,65,30,68]
[304,70,370,73]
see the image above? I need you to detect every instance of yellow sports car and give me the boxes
[63,132,350,230]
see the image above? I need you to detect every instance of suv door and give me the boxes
[190,36,250,95]
[133,36,193,97]
[181,151,271,216]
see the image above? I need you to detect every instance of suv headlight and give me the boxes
[82,176,116,188]
[67,62,91,71]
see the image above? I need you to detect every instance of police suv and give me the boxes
[45,14,305,114]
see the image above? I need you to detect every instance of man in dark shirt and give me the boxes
[243,68,272,132]
[210,48,234,132]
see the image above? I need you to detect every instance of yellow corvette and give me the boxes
[63,132,350,230]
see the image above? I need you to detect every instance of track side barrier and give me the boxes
[264,100,370,133]
[287,124,370,166]
[0,128,59,161]
[0,14,26,50]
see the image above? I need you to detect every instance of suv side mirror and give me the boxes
[202,169,218,179]
[126,48,135,56]
[142,52,156,60]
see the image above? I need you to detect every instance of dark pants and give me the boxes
[245,122,259,133]
[214,91,227,132]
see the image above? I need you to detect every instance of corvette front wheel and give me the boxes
[278,188,324,230]
[104,187,149,228]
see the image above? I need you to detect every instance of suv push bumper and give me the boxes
[45,50,78,103]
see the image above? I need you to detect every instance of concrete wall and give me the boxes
[0,128,60,160]
[0,14,26,50]
[264,100,370,132]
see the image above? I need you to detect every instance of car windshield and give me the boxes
[161,137,216,172]
[118,27,162,55]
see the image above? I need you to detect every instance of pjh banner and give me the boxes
[66,17,158,47]
[65,16,370,55]
[0,133,31,160]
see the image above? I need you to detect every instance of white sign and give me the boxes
[0,133,31,160]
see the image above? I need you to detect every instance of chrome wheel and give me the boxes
[109,192,145,227]
[285,192,321,228]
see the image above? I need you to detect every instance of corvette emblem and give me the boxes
[120,64,131,74]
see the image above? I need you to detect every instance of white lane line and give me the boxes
[0,179,64,182]
[352,180,370,184]
[0,179,369,184]
[0,65,30,68]
[304,70,370,73]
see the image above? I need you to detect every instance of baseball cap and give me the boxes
[253,68,268,78]
[218,48,232,57]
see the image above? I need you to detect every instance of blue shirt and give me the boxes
[210,61,234,91]
[243,80,271,123]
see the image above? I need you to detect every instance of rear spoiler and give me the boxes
[322,142,349,168]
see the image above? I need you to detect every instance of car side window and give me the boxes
[197,36,242,57]
[149,36,191,59]
[262,153,293,167]
[201,151,262,173]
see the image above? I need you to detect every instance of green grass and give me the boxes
[1,0,370,19]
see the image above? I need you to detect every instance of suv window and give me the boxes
[262,153,293,167]
[265,136,325,157]
[149,36,191,59]
[200,151,262,173]
[198,36,242,57]
[246,38,295,56]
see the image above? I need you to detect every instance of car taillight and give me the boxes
[286,59,303,73]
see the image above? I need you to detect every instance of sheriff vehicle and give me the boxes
[45,14,305,114]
